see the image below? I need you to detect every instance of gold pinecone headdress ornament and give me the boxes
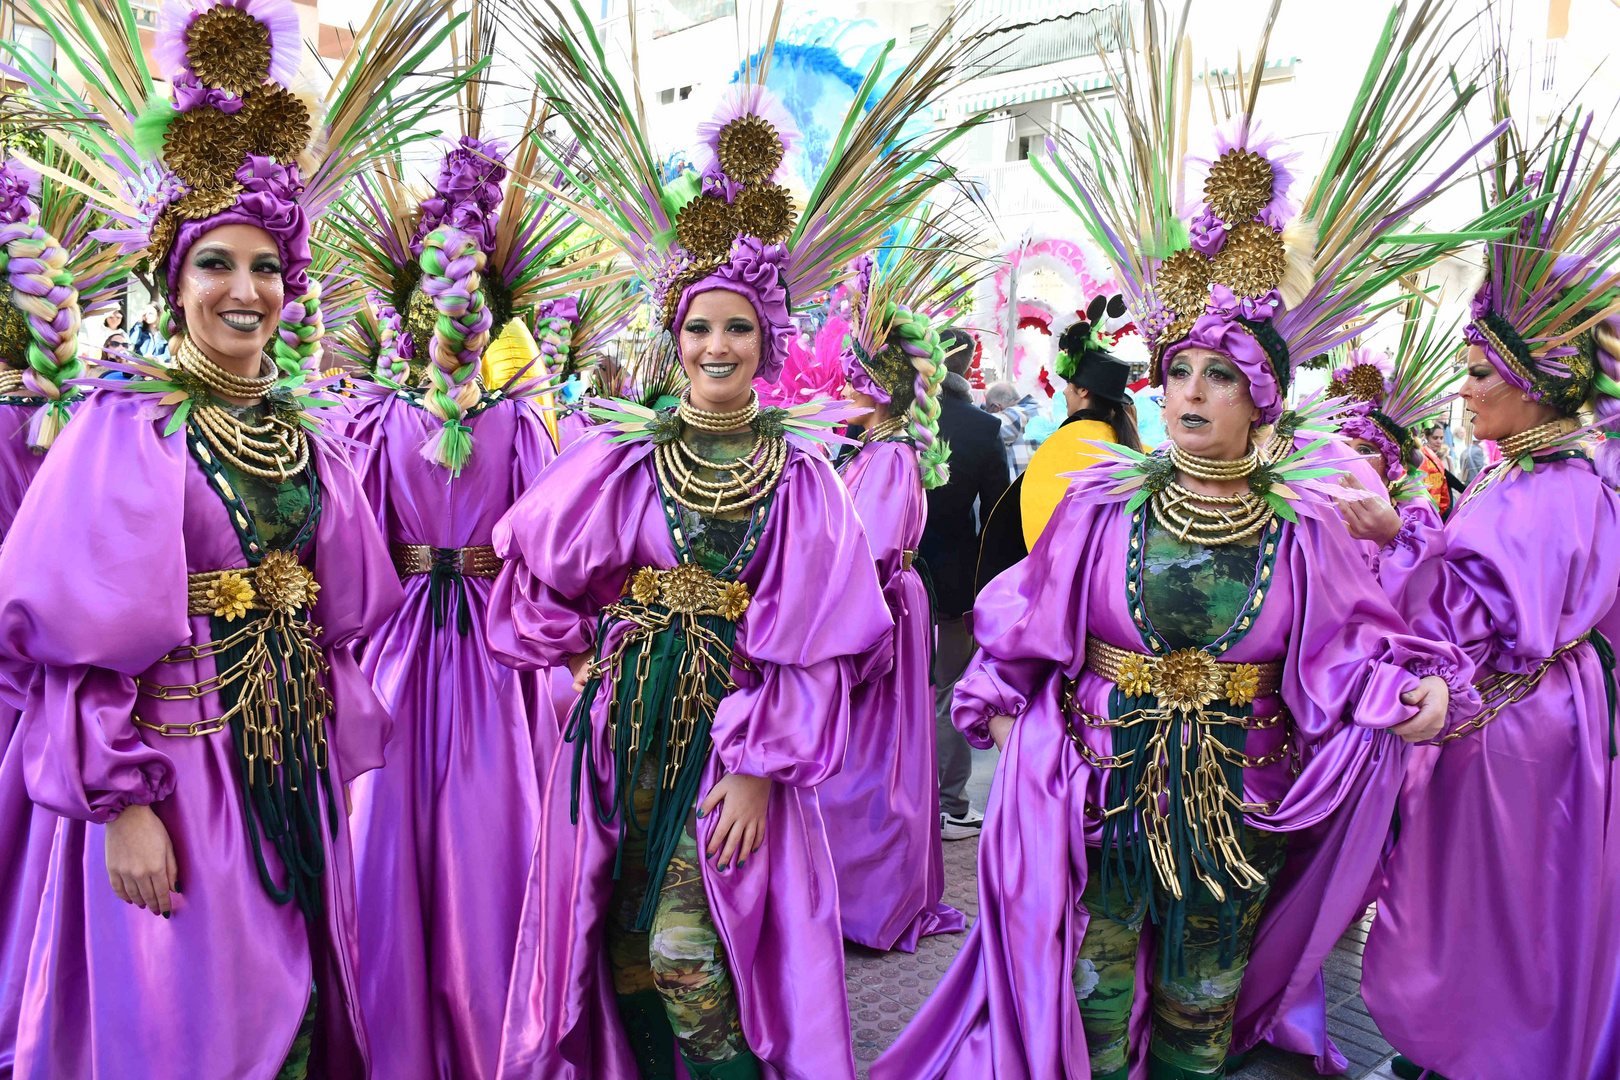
[1036,0,1522,427]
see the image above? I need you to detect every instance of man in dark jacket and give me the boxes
[918,328,1009,837]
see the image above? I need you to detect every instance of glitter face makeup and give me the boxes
[680,288,763,414]
[177,222,284,382]
[1459,343,1562,441]
[1163,345,1261,460]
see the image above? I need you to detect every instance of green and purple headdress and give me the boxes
[1038,1,1519,429]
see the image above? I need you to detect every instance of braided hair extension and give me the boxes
[373,299,408,384]
[886,301,950,489]
[418,226,492,473]
[274,279,324,380]
[1,222,82,449]
[1589,319,1620,489]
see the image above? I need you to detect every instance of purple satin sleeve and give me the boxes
[713,449,890,784]
[310,435,407,782]
[952,479,1105,744]
[1370,496,1442,597]
[1277,510,1477,739]
[20,665,174,821]
[1382,461,1619,668]
[487,434,652,670]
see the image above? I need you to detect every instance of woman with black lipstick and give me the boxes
[875,8,1495,1077]
[0,1,467,1074]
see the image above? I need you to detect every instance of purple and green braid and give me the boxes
[418,226,492,473]
[1,221,82,449]
[886,301,950,489]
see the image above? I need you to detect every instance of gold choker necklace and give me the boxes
[178,336,308,482]
[1170,442,1259,481]
[1498,418,1579,461]
[678,390,758,434]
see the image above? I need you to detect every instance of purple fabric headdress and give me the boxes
[166,156,311,298]
[411,136,509,260]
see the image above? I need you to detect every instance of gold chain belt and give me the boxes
[135,560,332,780]
[186,551,322,620]
[1068,637,1291,903]
[390,542,503,579]
[1442,632,1591,743]
[1084,636,1282,709]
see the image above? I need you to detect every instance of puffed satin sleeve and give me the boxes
[1382,460,1620,676]
[511,398,558,493]
[711,449,892,787]
[1279,509,1477,741]
[952,476,1111,747]
[487,433,649,670]
[310,436,407,781]
[0,396,187,819]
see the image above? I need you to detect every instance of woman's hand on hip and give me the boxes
[105,804,179,917]
[699,772,771,871]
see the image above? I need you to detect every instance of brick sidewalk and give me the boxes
[844,834,1399,1079]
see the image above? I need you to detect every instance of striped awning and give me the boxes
[949,56,1298,117]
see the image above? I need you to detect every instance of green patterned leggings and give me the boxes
[1073,829,1288,1080]
[606,770,747,1071]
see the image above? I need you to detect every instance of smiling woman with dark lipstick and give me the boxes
[0,0,419,1074]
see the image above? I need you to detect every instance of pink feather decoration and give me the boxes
[756,315,848,408]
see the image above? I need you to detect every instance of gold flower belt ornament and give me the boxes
[138,552,331,785]
[627,563,752,622]
[1072,636,1291,908]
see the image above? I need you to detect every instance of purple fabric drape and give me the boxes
[1362,457,1620,1080]
[0,389,402,1080]
[0,398,49,1079]
[872,439,1475,1080]
[343,388,559,1080]
[817,441,964,951]
[488,430,891,1080]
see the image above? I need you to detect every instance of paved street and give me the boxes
[844,750,1403,1079]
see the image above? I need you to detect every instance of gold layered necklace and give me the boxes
[0,367,24,394]
[654,390,786,515]
[1498,417,1579,461]
[1152,442,1273,545]
[177,336,309,482]
[862,416,909,443]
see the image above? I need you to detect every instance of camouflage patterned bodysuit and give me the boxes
[1073,522,1288,1080]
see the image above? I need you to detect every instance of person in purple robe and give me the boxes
[492,16,977,1077]
[816,258,964,952]
[0,0,479,1075]
[1350,111,1620,1080]
[0,160,90,1079]
[331,62,596,1076]
[874,12,1504,1076]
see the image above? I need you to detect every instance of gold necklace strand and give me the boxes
[654,433,787,515]
[1169,441,1260,481]
[176,335,277,399]
[191,399,309,482]
[1151,480,1274,546]
[0,368,24,394]
[862,416,909,443]
[1498,417,1580,461]
[678,390,759,434]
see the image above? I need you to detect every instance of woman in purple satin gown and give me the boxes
[0,161,88,1080]
[337,121,581,1079]
[0,0,471,1074]
[816,280,963,952]
[875,20,1493,1074]
[1354,117,1620,1080]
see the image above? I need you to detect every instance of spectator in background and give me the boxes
[129,303,169,360]
[1457,419,1486,484]
[984,379,1042,479]
[1418,423,1453,517]
[919,329,1010,840]
[76,305,122,359]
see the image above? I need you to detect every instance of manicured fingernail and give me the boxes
[719,863,728,871]
[162,912,171,920]
[696,807,705,818]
